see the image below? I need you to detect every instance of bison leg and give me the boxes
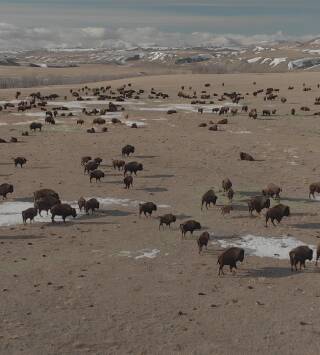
[51,216,55,223]
[265,216,269,227]
[271,218,276,227]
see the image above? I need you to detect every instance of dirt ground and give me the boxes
[1,72,320,354]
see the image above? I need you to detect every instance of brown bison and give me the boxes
[221,205,233,215]
[180,220,201,237]
[124,175,133,189]
[0,183,14,199]
[240,152,254,161]
[33,189,59,202]
[289,246,313,271]
[124,161,143,176]
[14,157,27,168]
[78,196,86,211]
[265,204,290,227]
[222,178,232,192]
[262,183,282,199]
[35,195,61,216]
[248,196,270,215]
[22,207,37,224]
[217,247,245,276]
[85,198,100,214]
[139,202,157,217]
[84,160,99,174]
[122,144,135,157]
[197,231,210,254]
[309,182,320,199]
[90,170,105,182]
[159,213,176,229]
[51,203,77,223]
[201,189,217,210]
[112,159,125,170]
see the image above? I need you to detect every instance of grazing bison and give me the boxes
[159,213,176,229]
[85,198,100,214]
[30,122,42,131]
[34,189,59,202]
[201,189,217,210]
[51,203,77,223]
[218,247,245,276]
[139,202,157,217]
[124,175,133,189]
[84,160,99,174]
[77,119,84,125]
[222,178,232,192]
[90,170,105,182]
[197,231,210,254]
[122,144,135,157]
[10,137,18,143]
[35,195,61,216]
[112,159,125,170]
[124,161,143,176]
[180,220,201,237]
[14,157,27,168]
[0,183,14,199]
[265,204,290,227]
[22,207,38,224]
[78,196,86,211]
[248,196,270,215]
[240,152,254,161]
[262,183,282,199]
[309,182,320,199]
[289,246,313,271]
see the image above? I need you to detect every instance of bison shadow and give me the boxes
[144,174,174,179]
[0,234,45,240]
[291,222,320,229]
[135,155,158,159]
[242,266,313,278]
[137,187,168,193]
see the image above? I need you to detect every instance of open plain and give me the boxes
[1,71,320,354]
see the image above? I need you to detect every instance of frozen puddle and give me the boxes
[213,234,315,260]
[229,130,252,134]
[118,249,160,259]
[0,198,170,226]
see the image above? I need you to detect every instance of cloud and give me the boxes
[0,22,317,51]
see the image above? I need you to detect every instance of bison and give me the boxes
[240,152,254,161]
[222,178,232,192]
[0,183,14,199]
[180,220,201,237]
[90,170,105,182]
[84,160,99,174]
[124,175,133,189]
[139,202,157,217]
[51,203,77,223]
[35,195,61,216]
[124,161,143,176]
[265,204,290,227]
[85,198,100,214]
[14,157,27,168]
[22,207,37,224]
[122,144,135,157]
[262,183,282,199]
[201,189,217,210]
[34,189,59,202]
[30,122,42,131]
[248,196,270,215]
[159,213,176,229]
[112,159,125,170]
[197,231,210,254]
[217,247,245,276]
[289,246,313,271]
[78,196,86,211]
[309,182,320,199]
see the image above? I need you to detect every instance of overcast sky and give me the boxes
[0,0,319,49]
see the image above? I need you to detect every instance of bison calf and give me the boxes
[159,213,176,229]
[197,231,210,254]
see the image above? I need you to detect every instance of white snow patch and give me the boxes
[118,249,160,259]
[213,234,315,260]
[247,57,261,64]
[269,57,287,67]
